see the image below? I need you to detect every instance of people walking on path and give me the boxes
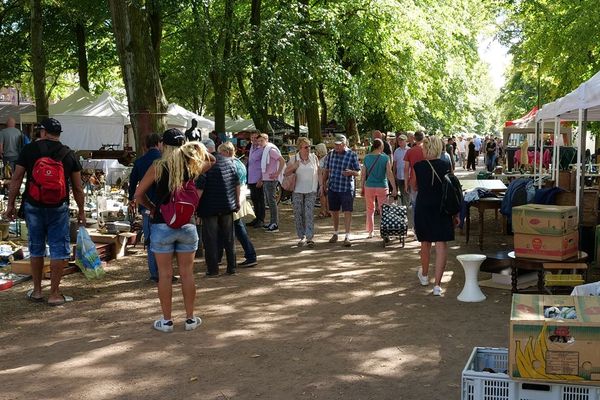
[362,138,397,238]
[5,118,85,306]
[134,129,212,332]
[413,136,456,296]
[321,135,360,247]
[284,137,319,247]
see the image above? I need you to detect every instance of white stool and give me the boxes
[457,254,487,302]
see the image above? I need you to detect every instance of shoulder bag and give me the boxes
[281,155,298,192]
[361,154,381,196]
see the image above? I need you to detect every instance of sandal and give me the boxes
[47,294,74,306]
[26,289,44,303]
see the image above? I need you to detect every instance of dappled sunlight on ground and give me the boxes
[0,181,516,399]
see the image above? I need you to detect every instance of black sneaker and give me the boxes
[238,259,257,268]
[265,224,279,233]
[248,219,259,227]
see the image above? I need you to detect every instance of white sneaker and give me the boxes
[433,286,442,296]
[417,268,429,286]
[153,318,174,333]
[297,238,306,247]
[185,316,202,331]
[367,231,374,239]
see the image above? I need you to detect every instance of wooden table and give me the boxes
[507,251,588,293]
[460,179,507,193]
[465,198,504,250]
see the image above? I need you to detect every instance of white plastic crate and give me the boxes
[462,347,600,400]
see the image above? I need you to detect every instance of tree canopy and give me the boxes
[9,0,599,142]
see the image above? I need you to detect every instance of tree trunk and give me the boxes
[147,0,162,71]
[293,108,300,137]
[249,0,269,133]
[208,0,234,137]
[304,84,322,144]
[108,0,167,155]
[30,0,48,121]
[345,117,359,147]
[318,83,327,129]
[74,22,89,92]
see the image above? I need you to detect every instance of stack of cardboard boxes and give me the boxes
[512,204,579,261]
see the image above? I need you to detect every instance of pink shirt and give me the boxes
[262,147,282,181]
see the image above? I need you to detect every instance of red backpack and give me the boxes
[160,180,200,228]
[28,143,71,205]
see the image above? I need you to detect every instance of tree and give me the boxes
[108,0,168,154]
[30,0,48,121]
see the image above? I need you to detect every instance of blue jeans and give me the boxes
[486,154,496,172]
[24,202,70,260]
[234,218,256,262]
[143,213,158,279]
[217,219,255,263]
[150,223,198,253]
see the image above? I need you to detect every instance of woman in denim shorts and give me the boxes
[135,129,213,333]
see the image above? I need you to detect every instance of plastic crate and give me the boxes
[545,273,585,287]
[462,347,600,400]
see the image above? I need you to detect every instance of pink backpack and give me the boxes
[160,180,200,228]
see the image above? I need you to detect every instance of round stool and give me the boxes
[457,254,487,302]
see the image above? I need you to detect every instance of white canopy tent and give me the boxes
[167,103,214,139]
[536,69,600,221]
[20,87,95,124]
[55,92,131,151]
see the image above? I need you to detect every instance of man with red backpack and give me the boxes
[4,117,85,306]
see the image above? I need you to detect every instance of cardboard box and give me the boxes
[510,294,600,385]
[558,170,576,192]
[10,258,51,275]
[514,231,579,261]
[555,189,599,226]
[512,204,578,236]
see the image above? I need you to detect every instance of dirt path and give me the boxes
[0,184,514,400]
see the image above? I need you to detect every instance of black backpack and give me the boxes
[427,160,463,215]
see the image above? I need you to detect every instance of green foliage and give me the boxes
[499,0,600,122]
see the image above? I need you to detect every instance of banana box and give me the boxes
[510,294,600,384]
[512,204,578,236]
[513,231,579,261]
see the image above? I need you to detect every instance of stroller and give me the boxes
[380,196,408,248]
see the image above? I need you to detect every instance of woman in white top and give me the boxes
[284,137,319,247]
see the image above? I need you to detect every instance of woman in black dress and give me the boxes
[413,136,457,296]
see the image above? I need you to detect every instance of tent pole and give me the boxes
[538,120,545,188]
[553,118,559,185]
[576,109,587,227]
[534,119,539,186]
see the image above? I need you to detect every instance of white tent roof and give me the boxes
[167,103,214,133]
[20,87,95,123]
[537,70,600,121]
[55,92,130,151]
[224,118,256,132]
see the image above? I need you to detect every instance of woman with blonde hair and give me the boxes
[284,137,319,247]
[135,128,213,332]
[314,142,331,218]
[413,135,456,296]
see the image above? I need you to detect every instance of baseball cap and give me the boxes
[36,117,62,134]
[201,138,216,150]
[398,134,407,140]
[334,134,347,144]
[161,128,185,146]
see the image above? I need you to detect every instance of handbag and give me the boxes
[361,154,381,196]
[281,155,298,192]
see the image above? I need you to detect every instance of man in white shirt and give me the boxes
[392,133,409,206]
